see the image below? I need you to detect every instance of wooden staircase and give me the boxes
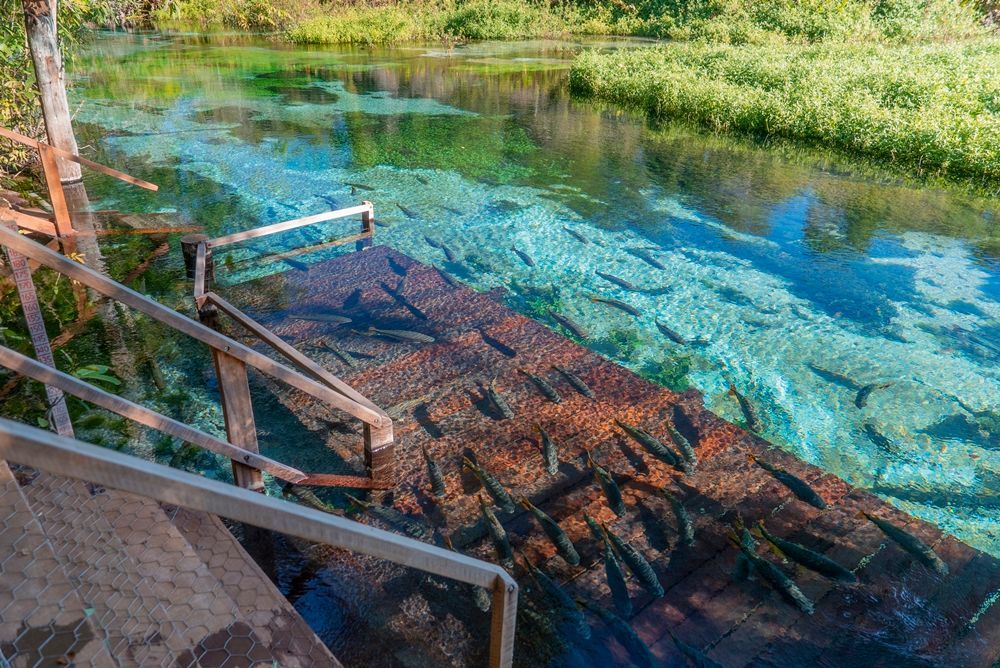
[0,460,338,667]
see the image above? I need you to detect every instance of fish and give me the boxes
[729,531,815,614]
[589,295,641,317]
[603,535,632,616]
[364,326,435,343]
[616,420,690,474]
[421,444,447,498]
[595,270,638,291]
[751,456,827,510]
[660,489,694,545]
[282,483,342,515]
[387,394,430,420]
[424,236,442,249]
[396,203,419,219]
[521,556,590,639]
[344,181,374,191]
[442,205,464,216]
[861,512,948,576]
[535,424,560,475]
[319,339,359,367]
[552,365,594,399]
[387,256,408,276]
[486,378,515,419]
[434,265,462,288]
[520,498,581,566]
[511,246,535,267]
[479,329,517,358]
[381,281,429,321]
[728,384,763,433]
[626,247,666,270]
[548,310,589,339]
[518,368,562,404]
[732,525,757,581]
[317,194,338,208]
[563,226,590,244]
[666,423,697,467]
[855,382,892,408]
[753,521,856,583]
[587,450,626,517]
[463,456,515,513]
[862,421,898,454]
[577,599,655,668]
[283,258,309,272]
[440,243,457,262]
[667,630,725,668]
[290,313,352,326]
[655,320,688,345]
[374,219,391,228]
[346,493,429,540]
[478,494,514,569]
[442,535,491,611]
[602,522,664,597]
[414,174,430,185]
[583,512,606,543]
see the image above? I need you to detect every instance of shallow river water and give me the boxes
[70,31,997,570]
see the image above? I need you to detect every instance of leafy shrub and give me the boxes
[224,0,290,31]
[444,1,565,40]
[287,6,437,44]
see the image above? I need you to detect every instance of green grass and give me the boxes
[570,39,1000,191]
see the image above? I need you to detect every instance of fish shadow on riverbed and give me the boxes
[636,501,672,552]
[414,404,444,439]
[413,487,448,525]
[468,385,506,421]
[615,435,650,476]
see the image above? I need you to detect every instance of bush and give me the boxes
[224,0,290,31]
[444,1,566,40]
[570,40,1000,191]
[286,6,438,44]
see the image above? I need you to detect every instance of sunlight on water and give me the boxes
[70,31,998,568]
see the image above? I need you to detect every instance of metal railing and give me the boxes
[0,417,518,667]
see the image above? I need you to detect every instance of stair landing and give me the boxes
[223,245,1000,667]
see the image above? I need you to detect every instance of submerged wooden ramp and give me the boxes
[224,245,999,667]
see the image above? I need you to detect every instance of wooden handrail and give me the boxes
[0,224,390,429]
[0,125,159,192]
[207,203,372,248]
[0,418,518,668]
[0,344,308,483]
[204,291,382,414]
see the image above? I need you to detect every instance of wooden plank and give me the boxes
[204,291,385,415]
[233,229,373,270]
[38,144,74,244]
[212,351,264,491]
[0,343,307,483]
[0,416,518,599]
[0,204,57,236]
[194,241,207,299]
[0,225,391,428]
[0,229,73,437]
[0,125,158,191]
[490,575,518,668]
[208,203,371,248]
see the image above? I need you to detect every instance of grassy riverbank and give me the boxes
[570,39,1000,192]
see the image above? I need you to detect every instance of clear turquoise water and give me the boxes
[70,31,998,563]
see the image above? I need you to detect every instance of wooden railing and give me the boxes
[0,417,518,668]
[0,224,395,490]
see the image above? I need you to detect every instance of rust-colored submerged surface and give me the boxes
[224,246,1000,667]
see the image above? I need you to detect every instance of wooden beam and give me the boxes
[194,241,207,300]
[38,144,75,243]
[212,351,264,491]
[0,344,306,483]
[231,230,373,270]
[490,575,518,668]
[0,225,391,428]
[208,203,371,248]
[0,206,57,237]
[0,417,518,613]
[203,292,386,417]
[0,125,159,191]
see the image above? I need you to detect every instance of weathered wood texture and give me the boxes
[223,245,1000,667]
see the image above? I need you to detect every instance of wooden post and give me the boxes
[181,233,212,280]
[212,351,264,492]
[22,0,81,183]
[361,201,374,235]
[489,575,518,668]
[364,422,394,487]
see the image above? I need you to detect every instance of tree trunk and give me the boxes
[22,0,81,183]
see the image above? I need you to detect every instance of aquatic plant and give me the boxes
[641,355,692,392]
[570,40,1000,192]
